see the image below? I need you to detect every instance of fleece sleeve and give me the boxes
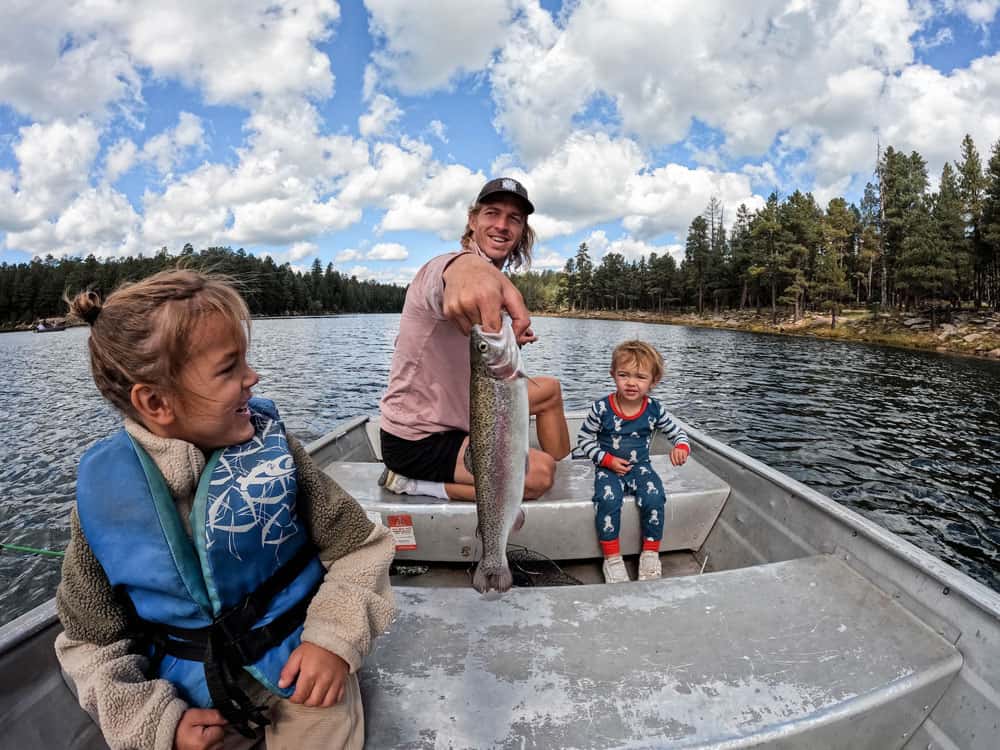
[55,509,187,750]
[289,436,397,672]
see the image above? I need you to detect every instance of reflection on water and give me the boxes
[1,315,997,625]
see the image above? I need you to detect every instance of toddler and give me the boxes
[576,340,690,583]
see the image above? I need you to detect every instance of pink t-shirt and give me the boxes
[380,250,494,440]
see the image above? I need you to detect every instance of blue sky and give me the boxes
[2,0,1000,285]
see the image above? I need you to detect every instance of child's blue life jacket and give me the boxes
[76,398,324,732]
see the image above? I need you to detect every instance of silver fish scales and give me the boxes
[467,320,529,594]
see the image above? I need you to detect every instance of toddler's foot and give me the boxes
[602,554,630,584]
[638,550,662,581]
[378,467,416,495]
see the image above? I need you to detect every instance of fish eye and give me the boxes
[478,341,489,352]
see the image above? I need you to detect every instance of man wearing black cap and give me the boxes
[378,177,570,503]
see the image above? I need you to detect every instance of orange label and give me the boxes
[387,514,417,551]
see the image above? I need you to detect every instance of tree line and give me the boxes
[0,244,406,328]
[512,134,1000,326]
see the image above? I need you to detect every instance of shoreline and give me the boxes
[536,308,1000,361]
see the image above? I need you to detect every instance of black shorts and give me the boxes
[380,428,467,483]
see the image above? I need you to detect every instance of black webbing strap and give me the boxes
[117,543,320,737]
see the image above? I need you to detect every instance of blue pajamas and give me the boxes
[593,462,667,542]
[575,394,689,546]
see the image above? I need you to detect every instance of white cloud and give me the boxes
[378,163,484,238]
[0,119,101,231]
[0,1,339,122]
[366,242,408,260]
[366,0,513,93]
[530,249,568,269]
[947,0,1000,25]
[584,229,681,263]
[5,185,142,258]
[359,94,403,138]
[346,263,417,285]
[288,241,319,261]
[428,120,448,143]
[335,249,364,262]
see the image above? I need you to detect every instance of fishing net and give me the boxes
[506,544,584,587]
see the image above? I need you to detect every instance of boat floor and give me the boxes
[364,554,963,749]
[391,550,703,588]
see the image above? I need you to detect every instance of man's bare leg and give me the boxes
[528,376,570,460]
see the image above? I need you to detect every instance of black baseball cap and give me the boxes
[476,177,534,214]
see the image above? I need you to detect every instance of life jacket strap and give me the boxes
[116,543,321,735]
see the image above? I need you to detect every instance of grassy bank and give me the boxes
[539,308,1000,360]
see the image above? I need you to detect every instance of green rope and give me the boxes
[0,542,65,559]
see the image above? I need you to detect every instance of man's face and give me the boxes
[468,197,526,265]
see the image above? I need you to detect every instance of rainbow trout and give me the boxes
[467,320,530,594]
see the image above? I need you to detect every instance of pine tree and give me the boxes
[956,134,987,307]
[934,163,970,306]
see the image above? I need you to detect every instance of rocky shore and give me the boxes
[541,308,1000,360]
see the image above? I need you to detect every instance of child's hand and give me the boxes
[606,455,632,476]
[670,447,689,466]
[173,708,227,750]
[279,642,350,707]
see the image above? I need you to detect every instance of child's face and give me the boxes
[611,357,656,405]
[169,313,259,451]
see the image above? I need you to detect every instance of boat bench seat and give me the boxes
[324,455,731,561]
[359,554,963,749]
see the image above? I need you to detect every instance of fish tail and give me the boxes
[473,561,513,594]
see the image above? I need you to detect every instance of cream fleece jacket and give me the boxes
[56,419,396,750]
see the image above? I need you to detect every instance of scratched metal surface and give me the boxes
[358,555,961,749]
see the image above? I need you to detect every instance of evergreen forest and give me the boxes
[0,244,406,329]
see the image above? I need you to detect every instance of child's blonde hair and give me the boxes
[610,340,664,383]
[66,269,250,419]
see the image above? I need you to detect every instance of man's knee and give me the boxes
[530,376,563,411]
[524,453,556,498]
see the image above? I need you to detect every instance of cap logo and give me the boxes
[502,179,518,192]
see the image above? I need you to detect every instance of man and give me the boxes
[379,178,569,501]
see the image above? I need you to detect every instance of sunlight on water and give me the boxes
[1,315,997,625]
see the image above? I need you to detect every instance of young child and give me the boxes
[56,269,396,750]
[576,340,690,584]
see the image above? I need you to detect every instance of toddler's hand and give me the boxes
[670,447,689,466]
[279,642,350,707]
[174,708,227,750]
[606,455,631,476]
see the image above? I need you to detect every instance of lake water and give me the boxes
[1,315,998,627]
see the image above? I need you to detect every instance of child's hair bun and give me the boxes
[69,289,103,326]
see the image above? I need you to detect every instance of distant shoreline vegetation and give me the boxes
[0,245,407,331]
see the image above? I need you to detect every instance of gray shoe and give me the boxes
[602,554,630,584]
[378,467,415,494]
[638,550,662,581]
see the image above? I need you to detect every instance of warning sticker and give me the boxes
[387,514,417,551]
[365,510,382,526]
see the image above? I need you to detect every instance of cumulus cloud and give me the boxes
[0,0,339,122]
[366,0,513,93]
[288,241,319,261]
[367,242,408,260]
[335,248,364,262]
[584,229,682,263]
[428,120,448,143]
[947,0,1000,25]
[345,263,417,285]
[359,94,403,138]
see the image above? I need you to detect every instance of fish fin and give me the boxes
[524,454,530,475]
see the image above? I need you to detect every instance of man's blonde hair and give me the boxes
[610,340,664,383]
[66,269,251,419]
